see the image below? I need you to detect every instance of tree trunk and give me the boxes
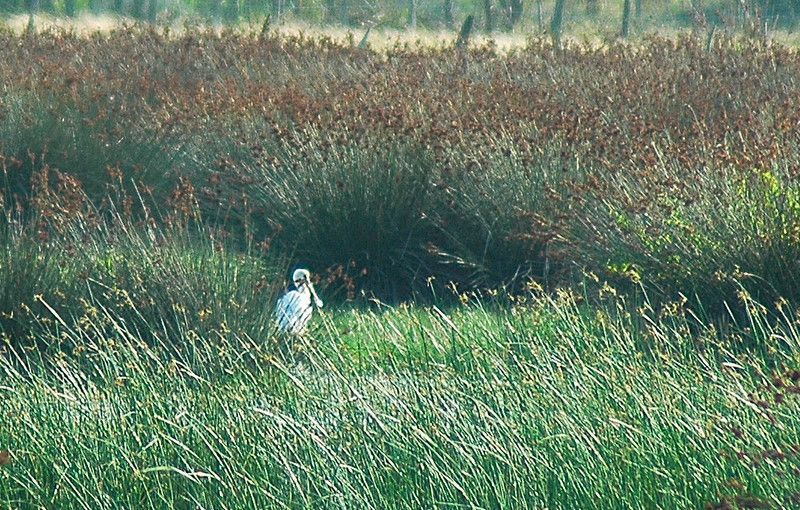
[456,14,474,48]
[64,0,76,16]
[132,0,144,19]
[691,0,706,33]
[27,0,37,33]
[147,0,157,22]
[271,0,284,21]
[634,0,642,19]
[408,0,417,29]
[484,0,494,32]
[211,0,222,17]
[621,0,631,37]
[113,0,124,16]
[536,0,543,31]
[443,0,454,28]
[510,0,523,28]
[224,0,239,22]
[498,0,510,29]
[325,0,335,22]
[550,0,565,47]
[585,0,598,15]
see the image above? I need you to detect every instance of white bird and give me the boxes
[274,268,323,335]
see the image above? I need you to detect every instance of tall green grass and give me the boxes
[2,288,799,509]
[0,210,285,353]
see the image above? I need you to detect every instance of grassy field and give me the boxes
[3,283,800,509]
[2,22,800,509]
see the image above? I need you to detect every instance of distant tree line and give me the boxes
[0,0,529,28]
[1,0,798,33]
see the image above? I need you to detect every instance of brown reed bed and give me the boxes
[1,26,799,305]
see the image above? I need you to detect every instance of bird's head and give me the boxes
[292,268,323,308]
[292,268,311,289]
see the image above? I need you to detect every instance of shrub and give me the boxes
[429,134,577,291]
[243,134,438,299]
[575,155,800,311]
[0,92,192,214]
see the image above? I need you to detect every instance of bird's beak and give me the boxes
[308,282,323,308]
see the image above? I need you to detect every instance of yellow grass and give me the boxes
[3,13,124,34]
[1,13,538,51]
[2,12,798,51]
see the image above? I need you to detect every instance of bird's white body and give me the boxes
[274,269,323,335]
[275,286,314,334]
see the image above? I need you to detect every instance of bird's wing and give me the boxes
[274,293,288,316]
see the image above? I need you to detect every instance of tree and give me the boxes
[325,0,335,22]
[484,0,494,31]
[621,0,631,37]
[132,0,144,19]
[27,0,37,33]
[443,0,454,28]
[225,0,239,22]
[271,0,285,21]
[535,0,544,30]
[510,0,523,28]
[408,0,417,29]
[456,14,474,48]
[551,0,566,47]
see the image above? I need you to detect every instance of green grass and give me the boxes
[2,27,800,509]
[2,286,799,509]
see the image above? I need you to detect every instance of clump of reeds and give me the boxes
[2,27,800,305]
